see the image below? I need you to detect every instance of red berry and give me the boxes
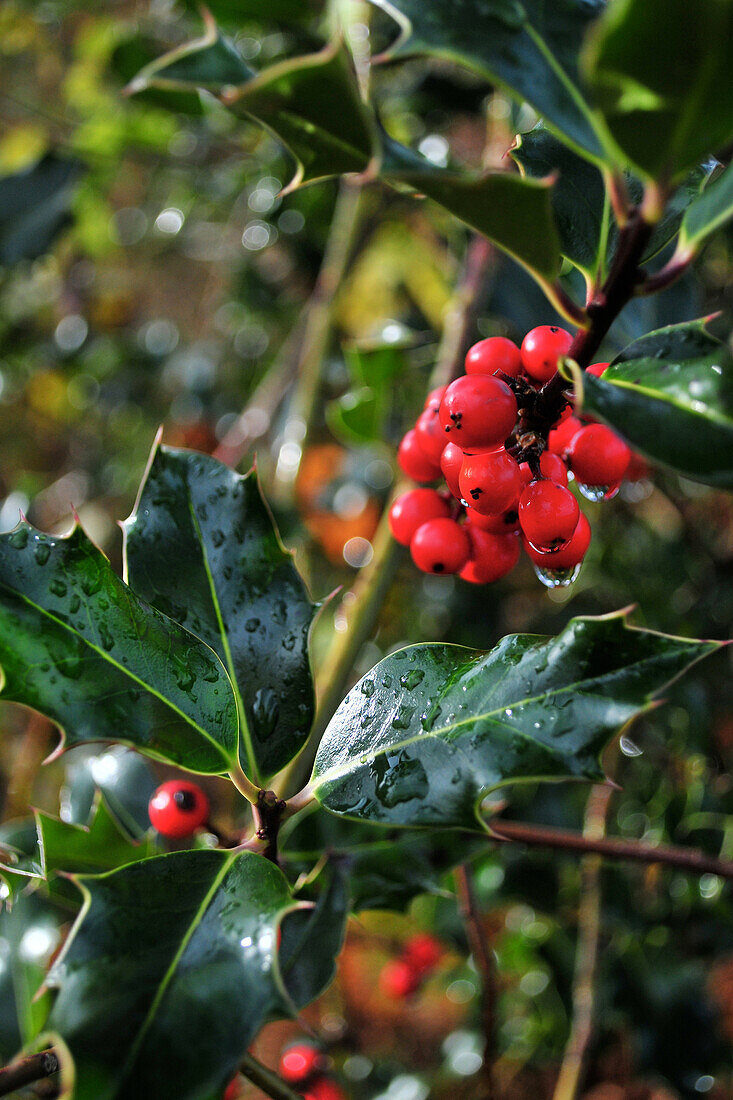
[280,1044,325,1084]
[410,518,470,575]
[148,780,209,838]
[523,451,569,487]
[414,406,446,465]
[524,512,591,570]
[403,933,444,974]
[458,449,521,516]
[547,415,583,456]
[460,528,520,584]
[303,1079,347,1100]
[518,481,579,552]
[389,489,450,546]
[379,958,421,998]
[587,361,609,377]
[424,385,447,411]
[397,429,441,483]
[438,376,517,448]
[520,326,573,382]
[566,424,631,486]
[466,505,520,534]
[465,337,522,378]
[440,442,464,499]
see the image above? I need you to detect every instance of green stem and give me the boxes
[239,1051,304,1100]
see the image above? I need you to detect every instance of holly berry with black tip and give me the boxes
[460,528,520,584]
[458,448,522,516]
[518,480,579,552]
[410,517,470,575]
[524,512,591,571]
[520,325,573,382]
[389,488,450,546]
[566,423,631,486]
[438,375,517,448]
[379,958,421,999]
[148,780,209,838]
[279,1043,326,1084]
[397,429,441,483]
[465,336,522,378]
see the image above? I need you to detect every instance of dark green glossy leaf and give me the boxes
[0,893,60,1059]
[679,161,733,256]
[312,613,717,830]
[0,154,82,266]
[583,0,733,180]
[369,0,606,160]
[112,38,205,116]
[0,521,238,774]
[579,319,733,488]
[36,797,156,878]
[62,748,158,837]
[0,821,45,903]
[123,443,317,782]
[125,16,255,96]
[179,0,323,23]
[279,864,348,1007]
[47,850,295,1100]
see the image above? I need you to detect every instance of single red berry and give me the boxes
[519,451,568,487]
[148,780,209,838]
[586,361,609,377]
[460,528,520,584]
[303,1079,347,1100]
[410,518,470,575]
[458,449,521,516]
[466,505,520,534]
[379,958,421,998]
[438,376,517,448]
[440,442,464,499]
[389,489,450,546]
[524,512,591,570]
[547,415,584,456]
[403,933,444,974]
[280,1044,325,1084]
[566,424,631,486]
[414,406,447,465]
[397,429,441,483]
[424,385,447,411]
[518,481,579,552]
[520,326,573,382]
[465,336,522,378]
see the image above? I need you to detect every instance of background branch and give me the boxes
[0,1051,59,1097]
[455,862,498,1100]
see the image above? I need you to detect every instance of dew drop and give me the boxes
[360,679,375,698]
[34,543,51,566]
[533,563,581,588]
[400,669,425,690]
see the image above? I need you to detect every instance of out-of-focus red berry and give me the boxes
[397,429,442,483]
[403,933,444,974]
[379,958,421,998]
[279,1043,325,1084]
[440,442,464,499]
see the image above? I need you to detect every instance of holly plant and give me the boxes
[0,1,733,1099]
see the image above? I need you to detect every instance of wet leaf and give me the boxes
[0,893,61,1059]
[678,161,733,257]
[0,521,238,774]
[124,443,317,782]
[312,613,717,829]
[47,851,296,1100]
[0,154,82,265]
[279,864,348,1007]
[36,797,156,878]
[579,319,733,488]
[62,748,158,838]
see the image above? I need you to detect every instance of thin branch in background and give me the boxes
[552,784,614,1100]
[489,817,733,878]
[0,1050,59,1097]
[238,1051,305,1100]
[4,713,53,821]
[454,862,498,1100]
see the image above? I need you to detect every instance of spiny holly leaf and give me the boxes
[0,821,45,905]
[368,0,607,161]
[583,0,733,181]
[678,161,733,258]
[0,520,238,774]
[124,14,255,95]
[0,893,61,1059]
[0,153,82,266]
[279,864,348,1007]
[124,443,317,783]
[47,851,296,1100]
[62,748,158,838]
[312,613,717,830]
[36,797,156,879]
[578,319,733,488]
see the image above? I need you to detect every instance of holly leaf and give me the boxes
[312,612,717,830]
[0,821,45,905]
[578,319,733,488]
[123,442,317,783]
[178,0,323,23]
[368,0,606,161]
[124,14,255,95]
[0,520,238,774]
[47,851,296,1100]
[583,0,733,181]
[0,893,61,1059]
[0,153,82,266]
[279,864,348,1007]
[36,797,156,879]
[62,748,158,838]
[678,161,733,258]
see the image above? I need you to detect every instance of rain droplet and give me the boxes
[34,543,51,566]
[400,669,425,690]
[577,482,619,502]
[9,528,29,550]
[360,679,375,698]
[533,563,581,589]
[49,579,67,598]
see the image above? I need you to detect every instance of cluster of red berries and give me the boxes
[148,780,209,837]
[278,1043,345,1099]
[390,327,643,588]
[379,932,444,999]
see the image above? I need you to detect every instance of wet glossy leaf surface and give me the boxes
[581,320,733,488]
[369,0,606,160]
[0,521,238,774]
[279,864,348,1007]
[0,154,81,266]
[0,892,60,1059]
[124,444,317,782]
[62,748,158,837]
[313,613,717,829]
[37,797,156,878]
[47,851,295,1100]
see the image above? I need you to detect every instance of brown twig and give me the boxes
[252,789,287,863]
[0,1050,59,1097]
[454,863,498,1099]
[238,1051,304,1100]
[489,818,733,879]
